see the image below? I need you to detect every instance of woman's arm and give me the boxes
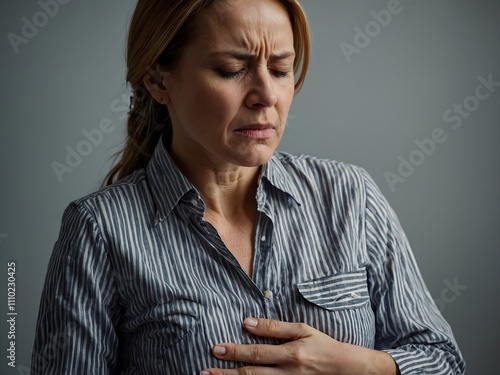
[361,168,465,374]
[31,203,121,374]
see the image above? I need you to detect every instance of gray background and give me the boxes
[0,0,499,373]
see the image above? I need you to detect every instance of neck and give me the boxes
[169,147,261,220]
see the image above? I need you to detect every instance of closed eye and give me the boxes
[216,68,291,80]
[217,69,245,79]
[270,69,291,78]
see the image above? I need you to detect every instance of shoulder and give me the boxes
[74,169,147,205]
[67,168,153,226]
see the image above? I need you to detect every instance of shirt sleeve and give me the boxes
[31,202,121,375]
[360,169,466,374]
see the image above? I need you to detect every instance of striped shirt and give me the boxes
[32,136,465,374]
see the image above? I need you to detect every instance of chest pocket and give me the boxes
[295,267,375,348]
[297,267,370,310]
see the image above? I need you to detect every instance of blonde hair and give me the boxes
[104,0,311,185]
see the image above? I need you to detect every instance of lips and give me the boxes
[235,124,275,139]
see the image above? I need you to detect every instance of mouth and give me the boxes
[235,124,275,140]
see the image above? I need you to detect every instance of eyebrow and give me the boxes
[208,51,296,60]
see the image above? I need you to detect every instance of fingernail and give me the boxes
[213,345,226,355]
[244,317,258,327]
[200,372,211,375]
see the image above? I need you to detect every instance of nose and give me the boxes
[245,67,278,109]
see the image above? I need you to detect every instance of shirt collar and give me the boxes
[147,136,196,223]
[146,138,302,223]
[261,153,303,206]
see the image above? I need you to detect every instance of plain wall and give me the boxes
[0,1,499,373]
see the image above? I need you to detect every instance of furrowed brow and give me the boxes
[209,51,295,61]
[208,52,252,60]
[269,52,295,61]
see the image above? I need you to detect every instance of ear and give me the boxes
[143,64,172,104]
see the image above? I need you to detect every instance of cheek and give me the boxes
[181,81,240,140]
[193,81,238,117]
[279,87,295,115]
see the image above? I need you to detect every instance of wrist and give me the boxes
[367,351,399,375]
[336,342,399,375]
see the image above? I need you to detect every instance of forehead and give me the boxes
[194,0,293,51]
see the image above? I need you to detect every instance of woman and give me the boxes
[32,0,465,374]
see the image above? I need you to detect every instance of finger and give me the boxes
[210,342,287,365]
[200,365,281,375]
[242,318,312,341]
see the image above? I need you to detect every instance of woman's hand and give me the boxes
[200,318,399,375]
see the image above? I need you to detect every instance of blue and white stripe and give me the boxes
[31,137,465,374]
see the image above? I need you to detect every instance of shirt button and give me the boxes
[191,199,198,206]
[264,290,273,299]
[261,235,266,242]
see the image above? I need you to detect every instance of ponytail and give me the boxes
[104,84,170,186]
[103,0,206,186]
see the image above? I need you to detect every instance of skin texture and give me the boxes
[144,0,400,374]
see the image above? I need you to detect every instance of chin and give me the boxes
[225,141,279,167]
[233,150,275,167]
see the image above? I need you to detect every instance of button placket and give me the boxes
[263,288,275,319]
[253,208,280,320]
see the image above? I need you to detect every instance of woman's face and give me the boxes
[163,0,295,169]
